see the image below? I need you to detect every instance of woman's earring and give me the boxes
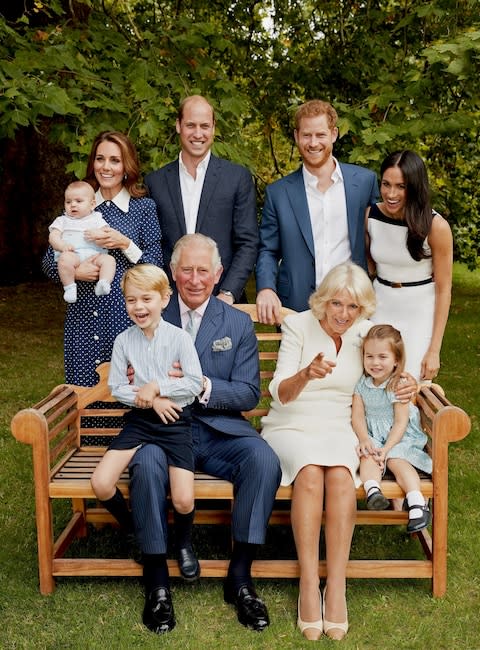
[123,173,128,181]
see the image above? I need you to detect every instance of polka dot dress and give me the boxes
[43,196,162,386]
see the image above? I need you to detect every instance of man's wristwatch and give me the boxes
[219,290,234,300]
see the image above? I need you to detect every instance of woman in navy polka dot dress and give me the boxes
[43,131,163,386]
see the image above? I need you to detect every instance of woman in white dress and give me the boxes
[367,150,453,381]
[262,263,415,641]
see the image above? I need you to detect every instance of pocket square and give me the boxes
[212,336,232,351]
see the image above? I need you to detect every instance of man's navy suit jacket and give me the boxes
[162,295,260,438]
[255,163,379,312]
[145,155,258,301]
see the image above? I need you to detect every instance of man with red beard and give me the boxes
[255,100,378,323]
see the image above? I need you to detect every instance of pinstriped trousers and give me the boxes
[128,420,281,555]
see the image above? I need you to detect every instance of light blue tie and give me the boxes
[185,309,198,341]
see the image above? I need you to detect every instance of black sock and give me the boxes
[100,487,133,533]
[173,508,195,549]
[143,553,169,594]
[227,541,258,591]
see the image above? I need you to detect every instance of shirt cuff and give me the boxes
[198,376,212,405]
[123,240,142,263]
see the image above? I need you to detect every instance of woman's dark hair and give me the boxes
[84,131,146,198]
[380,150,432,261]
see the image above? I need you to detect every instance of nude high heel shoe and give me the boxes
[322,587,348,641]
[297,592,323,641]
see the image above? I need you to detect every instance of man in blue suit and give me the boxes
[145,95,258,304]
[129,234,281,635]
[256,99,378,323]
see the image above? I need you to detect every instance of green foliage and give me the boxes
[1,0,479,267]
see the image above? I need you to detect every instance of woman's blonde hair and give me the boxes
[308,263,376,321]
[121,264,172,297]
[362,324,405,390]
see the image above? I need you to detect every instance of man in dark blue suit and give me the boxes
[256,99,378,323]
[145,95,258,304]
[129,234,281,635]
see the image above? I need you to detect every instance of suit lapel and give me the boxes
[196,155,219,232]
[285,168,315,257]
[166,162,187,236]
[194,297,223,359]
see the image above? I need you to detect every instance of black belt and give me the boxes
[376,276,433,288]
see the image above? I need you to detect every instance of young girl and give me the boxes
[90,264,204,580]
[352,324,432,533]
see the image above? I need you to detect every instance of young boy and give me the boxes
[90,264,204,581]
[48,180,116,303]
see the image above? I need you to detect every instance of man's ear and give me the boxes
[214,264,223,284]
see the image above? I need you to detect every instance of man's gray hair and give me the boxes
[170,233,222,272]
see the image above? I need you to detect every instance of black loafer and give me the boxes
[407,503,431,534]
[224,582,270,631]
[177,545,200,582]
[142,587,176,634]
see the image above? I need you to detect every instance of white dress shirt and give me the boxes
[302,159,351,287]
[179,295,212,403]
[178,150,211,233]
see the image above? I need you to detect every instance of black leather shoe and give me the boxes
[224,582,270,631]
[406,502,431,534]
[142,587,176,634]
[177,545,200,582]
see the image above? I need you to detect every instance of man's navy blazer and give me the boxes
[163,296,260,438]
[145,155,258,301]
[255,163,379,312]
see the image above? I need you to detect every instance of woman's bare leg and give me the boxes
[324,466,356,638]
[291,464,324,639]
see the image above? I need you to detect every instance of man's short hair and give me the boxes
[294,100,338,131]
[170,233,222,272]
[177,95,216,124]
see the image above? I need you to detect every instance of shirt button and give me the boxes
[93,335,99,341]
[95,359,101,365]
[93,311,98,317]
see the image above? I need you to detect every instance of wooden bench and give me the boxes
[11,304,471,597]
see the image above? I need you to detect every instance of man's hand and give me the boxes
[152,397,182,424]
[217,292,234,305]
[256,288,282,325]
[168,360,183,379]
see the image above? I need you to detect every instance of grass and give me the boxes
[1,264,479,649]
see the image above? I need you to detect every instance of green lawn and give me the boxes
[1,264,479,649]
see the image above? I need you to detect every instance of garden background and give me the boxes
[1,2,479,648]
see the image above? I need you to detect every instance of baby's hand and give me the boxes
[61,244,75,252]
[153,397,182,424]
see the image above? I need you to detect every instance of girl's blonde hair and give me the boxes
[362,324,405,390]
[121,264,172,297]
[308,262,376,321]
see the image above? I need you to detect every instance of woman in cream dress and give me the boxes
[262,263,413,641]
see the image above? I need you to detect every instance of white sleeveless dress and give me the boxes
[368,204,434,379]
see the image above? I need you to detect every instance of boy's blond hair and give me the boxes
[121,264,172,297]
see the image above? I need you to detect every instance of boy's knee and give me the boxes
[90,474,113,501]
[171,494,194,514]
